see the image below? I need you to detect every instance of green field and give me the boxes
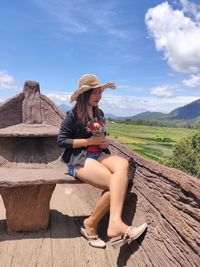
[107,121,194,163]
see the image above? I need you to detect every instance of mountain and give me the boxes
[57,107,121,119]
[167,98,200,120]
[59,104,71,112]
[58,98,200,121]
[131,111,167,120]
[105,113,121,119]
[127,98,200,121]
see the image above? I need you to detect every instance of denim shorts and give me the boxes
[67,152,106,177]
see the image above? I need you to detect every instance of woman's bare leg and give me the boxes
[98,155,129,237]
[83,191,110,235]
[76,156,136,238]
[75,159,112,235]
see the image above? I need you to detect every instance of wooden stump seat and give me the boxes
[0,168,82,232]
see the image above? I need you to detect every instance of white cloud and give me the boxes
[180,0,200,20]
[150,86,175,97]
[100,94,198,116]
[46,92,72,104]
[0,71,18,90]
[182,74,200,88]
[145,1,200,73]
[46,91,199,116]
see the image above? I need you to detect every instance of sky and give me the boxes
[0,0,200,116]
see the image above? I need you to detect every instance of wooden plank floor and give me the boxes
[0,184,118,267]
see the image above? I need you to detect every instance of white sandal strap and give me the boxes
[123,226,132,240]
[87,234,99,240]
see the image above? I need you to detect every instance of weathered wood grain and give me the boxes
[0,94,24,129]
[0,184,56,232]
[50,184,115,267]
[0,168,81,187]
[0,123,59,137]
[0,193,52,267]
[0,80,64,131]
[109,138,200,267]
[40,95,65,127]
[22,81,64,126]
[0,136,64,169]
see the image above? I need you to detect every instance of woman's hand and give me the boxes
[88,135,106,146]
[72,135,108,148]
[99,138,109,149]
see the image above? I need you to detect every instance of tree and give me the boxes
[166,132,200,178]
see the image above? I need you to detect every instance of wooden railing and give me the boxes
[109,138,200,267]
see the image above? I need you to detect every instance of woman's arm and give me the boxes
[57,111,76,149]
[57,111,106,149]
[72,135,106,148]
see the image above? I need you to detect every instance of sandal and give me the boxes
[80,227,106,249]
[110,222,147,249]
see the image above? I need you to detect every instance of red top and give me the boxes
[87,145,102,153]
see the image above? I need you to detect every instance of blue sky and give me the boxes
[0,0,200,116]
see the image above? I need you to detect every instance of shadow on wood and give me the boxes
[0,210,86,241]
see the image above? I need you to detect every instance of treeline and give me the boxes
[108,118,194,128]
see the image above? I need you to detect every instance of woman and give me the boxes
[57,74,147,249]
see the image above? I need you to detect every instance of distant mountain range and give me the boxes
[131,98,200,121]
[58,104,121,119]
[131,111,167,120]
[58,98,200,121]
[167,98,200,120]
[58,104,71,112]
[104,113,121,119]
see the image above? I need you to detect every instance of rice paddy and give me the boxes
[107,121,194,163]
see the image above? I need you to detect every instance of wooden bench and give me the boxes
[0,168,82,232]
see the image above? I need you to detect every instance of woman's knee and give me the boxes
[121,157,129,168]
[102,190,110,197]
[100,155,129,174]
[114,157,129,174]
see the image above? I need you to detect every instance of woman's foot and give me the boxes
[82,217,106,249]
[107,220,147,239]
[108,222,147,249]
[107,220,129,237]
[83,217,98,236]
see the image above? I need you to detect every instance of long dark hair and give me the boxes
[72,89,102,124]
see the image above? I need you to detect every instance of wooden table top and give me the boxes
[0,123,59,137]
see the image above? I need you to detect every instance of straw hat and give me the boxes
[70,74,116,102]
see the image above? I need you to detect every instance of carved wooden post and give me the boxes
[22,81,42,124]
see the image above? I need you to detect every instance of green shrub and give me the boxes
[166,132,200,178]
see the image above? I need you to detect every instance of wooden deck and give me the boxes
[0,183,135,267]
